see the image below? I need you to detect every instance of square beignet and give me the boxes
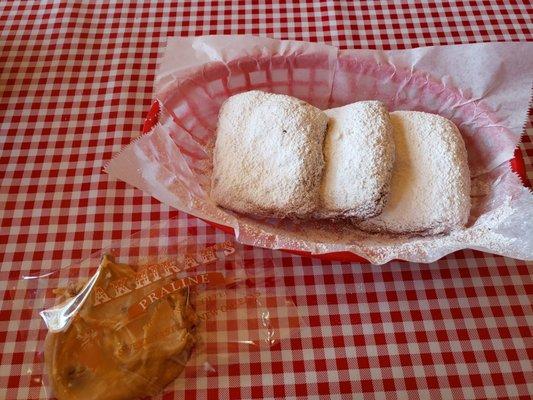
[358,111,471,235]
[316,101,395,219]
[211,91,328,218]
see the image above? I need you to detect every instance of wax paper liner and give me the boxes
[106,36,533,264]
[28,216,301,399]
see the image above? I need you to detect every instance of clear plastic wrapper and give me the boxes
[30,217,301,399]
[105,36,533,264]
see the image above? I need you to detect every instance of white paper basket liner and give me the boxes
[106,36,533,264]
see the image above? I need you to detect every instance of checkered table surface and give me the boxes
[1,1,532,399]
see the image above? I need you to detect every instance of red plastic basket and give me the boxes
[142,100,530,263]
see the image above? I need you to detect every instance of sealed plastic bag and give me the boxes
[105,37,533,264]
[33,217,301,399]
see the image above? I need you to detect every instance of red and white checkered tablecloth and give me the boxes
[1,1,532,399]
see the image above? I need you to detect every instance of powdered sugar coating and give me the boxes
[359,111,471,235]
[317,101,395,219]
[211,90,328,218]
